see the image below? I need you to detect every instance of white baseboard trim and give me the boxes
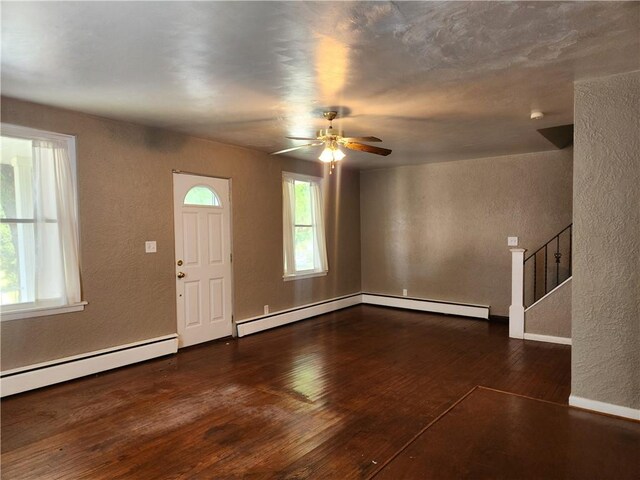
[236,293,362,337]
[362,293,489,320]
[0,334,178,397]
[569,395,640,421]
[523,333,572,345]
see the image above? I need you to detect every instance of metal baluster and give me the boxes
[569,225,572,277]
[544,244,548,296]
[534,254,537,302]
[556,235,560,286]
[522,260,528,308]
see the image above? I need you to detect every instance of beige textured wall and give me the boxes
[572,71,639,410]
[525,278,571,338]
[361,150,573,316]
[0,97,361,370]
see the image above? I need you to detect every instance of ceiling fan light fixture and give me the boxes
[272,110,391,164]
[319,146,335,163]
[318,145,345,163]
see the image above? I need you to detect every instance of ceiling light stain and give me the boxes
[315,34,349,100]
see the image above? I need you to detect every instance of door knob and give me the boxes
[177,272,186,279]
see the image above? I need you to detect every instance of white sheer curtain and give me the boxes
[310,181,328,273]
[282,176,296,276]
[32,139,81,305]
[282,173,328,277]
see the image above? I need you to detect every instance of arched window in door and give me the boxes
[183,185,221,207]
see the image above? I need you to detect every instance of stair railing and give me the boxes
[523,224,572,308]
[509,224,572,339]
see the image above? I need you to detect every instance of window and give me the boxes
[282,172,328,279]
[184,185,221,207]
[0,124,83,320]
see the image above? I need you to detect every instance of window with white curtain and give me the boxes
[282,172,328,280]
[0,124,83,320]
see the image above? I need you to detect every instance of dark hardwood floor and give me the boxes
[1,305,573,479]
[375,387,640,479]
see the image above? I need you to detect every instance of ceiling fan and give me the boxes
[271,111,392,171]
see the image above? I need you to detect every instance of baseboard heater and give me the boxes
[2,294,488,394]
[362,293,489,320]
[236,293,362,337]
[0,334,178,397]
[236,292,490,337]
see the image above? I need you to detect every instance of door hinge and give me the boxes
[230,253,233,262]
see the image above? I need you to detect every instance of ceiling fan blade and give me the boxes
[270,143,323,155]
[341,136,382,142]
[343,142,392,156]
[285,136,319,141]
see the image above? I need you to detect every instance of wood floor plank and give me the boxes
[1,305,573,479]
[374,387,640,480]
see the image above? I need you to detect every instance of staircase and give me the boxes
[509,225,573,343]
[524,224,572,307]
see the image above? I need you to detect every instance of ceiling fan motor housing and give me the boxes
[323,111,338,121]
[317,128,343,138]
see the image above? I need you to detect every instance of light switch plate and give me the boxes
[145,241,157,253]
[507,236,519,247]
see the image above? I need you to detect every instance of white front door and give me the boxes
[173,173,233,347]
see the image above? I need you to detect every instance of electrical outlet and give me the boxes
[264,305,269,315]
[402,289,408,297]
[507,236,519,247]
[145,241,157,253]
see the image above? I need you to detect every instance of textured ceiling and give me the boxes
[1,1,638,169]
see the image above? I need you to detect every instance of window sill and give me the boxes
[283,271,328,282]
[0,301,88,322]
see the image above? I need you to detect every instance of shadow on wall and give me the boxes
[106,123,189,153]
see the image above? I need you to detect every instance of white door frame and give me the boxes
[172,171,235,346]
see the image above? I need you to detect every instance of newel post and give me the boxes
[509,248,526,339]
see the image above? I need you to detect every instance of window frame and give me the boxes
[282,171,328,281]
[0,123,85,322]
